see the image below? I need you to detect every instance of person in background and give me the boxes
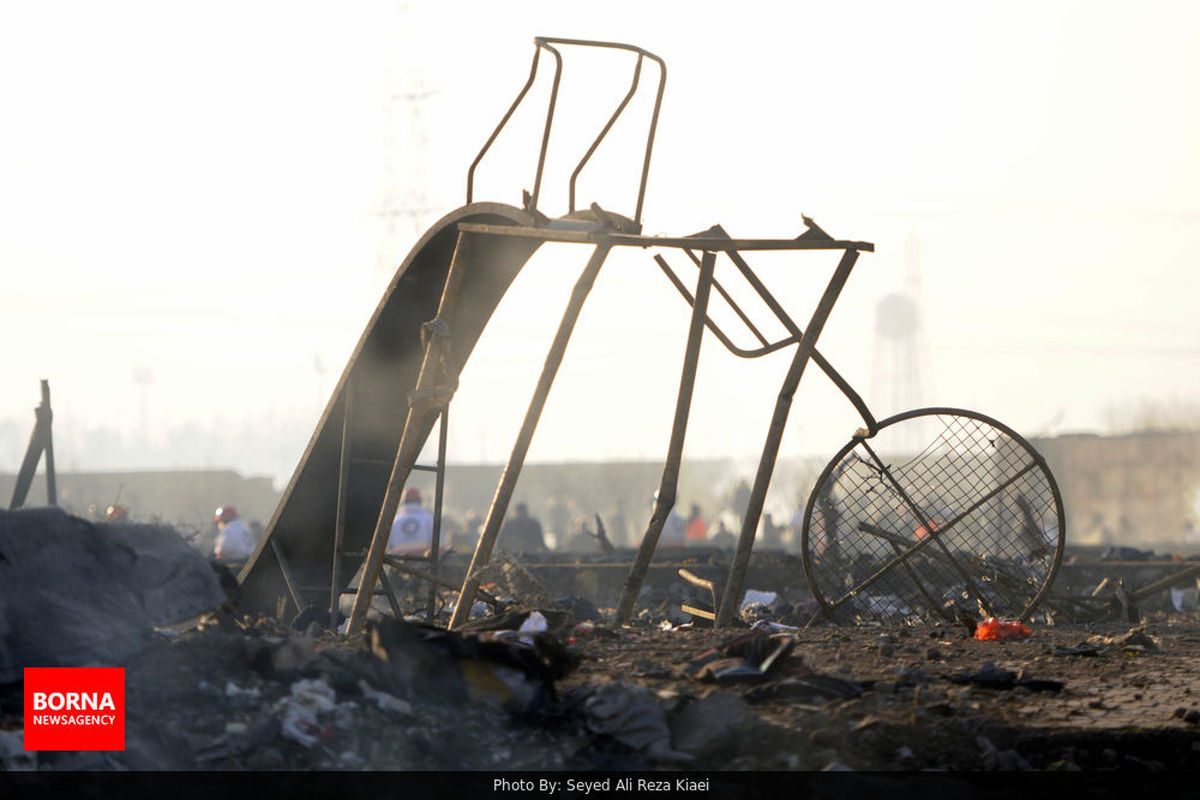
[685,503,708,546]
[760,513,784,550]
[214,505,256,559]
[388,488,436,555]
[499,502,548,553]
[709,519,737,550]
[653,491,687,549]
[731,480,752,527]
[104,505,129,522]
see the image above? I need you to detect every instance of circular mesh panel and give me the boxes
[800,408,1065,625]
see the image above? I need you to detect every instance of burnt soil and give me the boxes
[563,619,1200,771]
[5,612,1199,772]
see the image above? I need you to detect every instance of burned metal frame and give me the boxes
[856,437,997,617]
[653,227,878,432]
[290,38,885,633]
[240,37,1073,633]
[429,219,873,630]
[334,214,873,632]
[823,465,1038,614]
[713,246,863,627]
[466,37,666,227]
[800,407,1066,625]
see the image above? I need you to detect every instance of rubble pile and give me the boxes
[0,508,226,683]
[3,509,1200,772]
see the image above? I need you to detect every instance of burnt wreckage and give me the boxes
[236,37,1066,632]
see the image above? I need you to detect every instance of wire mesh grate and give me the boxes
[801,408,1065,625]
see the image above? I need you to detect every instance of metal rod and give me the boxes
[530,43,564,212]
[654,254,797,359]
[858,519,1036,611]
[614,251,716,624]
[710,235,878,436]
[678,568,719,620]
[887,538,955,622]
[826,461,1038,612]
[384,556,502,606]
[716,248,862,627]
[448,243,613,630]
[427,404,448,622]
[40,380,56,506]
[347,232,474,635]
[1128,562,1200,605]
[680,251,769,346]
[270,538,305,616]
[858,438,996,617]
[467,47,542,204]
[10,384,50,510]
[331,384,353,628]
[455,222,873,251]
[570,55,642,214]
[377,568,403,617]
[531,37,666,225]
[633,53,664,225]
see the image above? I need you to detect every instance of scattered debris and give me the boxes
[950,662,1064,693]
[743,674,864,703]
[1173,707,1200,725]
[356,680,413,717]
[472,552,558,610]
[683,628,795,684]
[1053,627,1161,658]
[274,678,339,748]
[739,590,778,622]
[581,682,692,763]
[667,691,751,758]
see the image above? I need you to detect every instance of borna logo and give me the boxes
[24,668,126,751]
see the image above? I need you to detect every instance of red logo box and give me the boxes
[24,667,125,751]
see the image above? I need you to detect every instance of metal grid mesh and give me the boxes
[801,409,1064,625]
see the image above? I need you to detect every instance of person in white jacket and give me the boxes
[213,505,256,560]
[388,488,436,555]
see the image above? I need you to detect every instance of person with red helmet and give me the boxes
[387,487,436,555]
[213,505,256,560]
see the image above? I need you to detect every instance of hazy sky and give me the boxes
[3,1,1199,488]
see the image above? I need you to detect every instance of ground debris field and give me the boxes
[6,605,1200,772]
[3,510,1200,772]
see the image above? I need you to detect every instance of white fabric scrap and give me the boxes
[274,678,337,748]
[517,610,548,643]
[357,680,413,717]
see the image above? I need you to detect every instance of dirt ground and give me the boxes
[6,606,1199,772]
[564,617,1200,770]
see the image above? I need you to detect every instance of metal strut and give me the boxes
[614,251,717,625]
[346,232,474,635]
[9,380,56,510]
[715,247,863,627]
[449,242,614,629]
